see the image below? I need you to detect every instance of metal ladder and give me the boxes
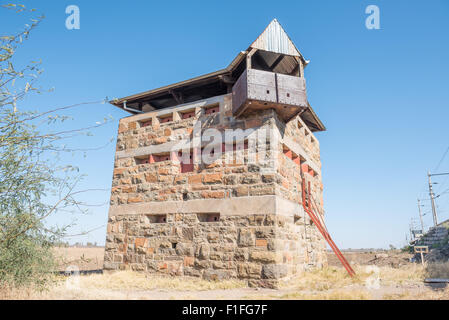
[302,178,356,277]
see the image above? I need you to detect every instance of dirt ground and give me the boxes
[7,247,445,300]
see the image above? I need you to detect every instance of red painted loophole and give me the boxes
[160,116,173,123]
[140,120,152,127]
[151,154,170,162]
[182,111,195,119]
[205,106,219,115]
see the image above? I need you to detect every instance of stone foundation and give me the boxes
[104,206,326,288]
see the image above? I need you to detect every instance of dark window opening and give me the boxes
[145,153,170,163]
[250,50,300,76]
[158,115,173,123]
[197,213,220,222]
[139,119,152,127]
[136,157,150,165]
[181,109,196,119]
[147,214,167,223]
[204,105,219,115]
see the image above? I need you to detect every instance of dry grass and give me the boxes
[1,271,246,300]
[280,264,425,292]
[53,247,104,271]
[78,271,246,291]
[0,274,60,300]
[278,289,373,300]
[244,289,373,300]
[382,288,449,300]
[2,262,449,300]
[425,261,449,279]
[1,285,44,300]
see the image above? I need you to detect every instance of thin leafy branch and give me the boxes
[0,4,114,289]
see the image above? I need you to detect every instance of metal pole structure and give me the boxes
[428,171,439,227]
[409,220,413,241]
[417,199,424,233]
[426,171,449,226]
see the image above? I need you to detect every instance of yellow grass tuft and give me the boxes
[383,288,449,300]
[281,263,426,292]
[243,289,373,300]
[1,272,246,300]
[278,289,373,300]
[77,271,246,291]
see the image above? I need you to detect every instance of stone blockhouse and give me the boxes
[104,19,327,288]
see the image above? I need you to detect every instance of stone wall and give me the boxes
[104,94,327,287]
[265,111,324,214]
[105,211,326,288]
[110,96,280,206]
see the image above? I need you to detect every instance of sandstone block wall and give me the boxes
[104,94,327,287]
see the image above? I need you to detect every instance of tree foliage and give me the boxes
[0,4,111,289]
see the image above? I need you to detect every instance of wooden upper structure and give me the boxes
[110,19,325,132]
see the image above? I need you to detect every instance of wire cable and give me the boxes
[434,146,449,172]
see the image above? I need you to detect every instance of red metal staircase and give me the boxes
[301,179,356,277]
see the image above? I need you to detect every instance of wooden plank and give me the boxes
[277,88,307,107]
[247,69,276,87]
[276,73,305,90]
[248,84,277,103]
[231,69,248,115]
[231,68,307,121]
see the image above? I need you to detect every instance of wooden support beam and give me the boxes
[295,57,303,77]
[168,89,184,104]
[291,63,300,77]
[218,74,236,84]
[219,74,236,93]
[269,54,285,71]
[246,48,257,70]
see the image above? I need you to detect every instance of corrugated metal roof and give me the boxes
[111,52,246,106]
[109,19,325,131]
[112,20,307,107]
[250,19,306,62]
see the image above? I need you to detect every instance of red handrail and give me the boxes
[302,178,355,277]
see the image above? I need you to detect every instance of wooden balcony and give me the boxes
[232,69,307,122]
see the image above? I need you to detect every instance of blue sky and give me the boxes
[2,0,449,249]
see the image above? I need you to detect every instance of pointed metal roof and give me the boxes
[249,19,308,65]
[110,19,323,131]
